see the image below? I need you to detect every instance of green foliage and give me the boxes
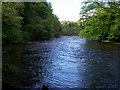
[22,2,61,40]
[79,1,120,42]
[2,2,24,44]
[61,21,80,36]
[52,15,62,37]
[2,2,62,44]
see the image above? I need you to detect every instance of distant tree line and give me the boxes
[2,2,62,44]
[79,1,120,42]
[61,21,80,36]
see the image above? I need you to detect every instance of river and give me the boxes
[3,36,120,89]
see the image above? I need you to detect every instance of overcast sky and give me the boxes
[47,0,83,21]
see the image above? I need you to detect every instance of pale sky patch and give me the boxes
[47,0,83,21]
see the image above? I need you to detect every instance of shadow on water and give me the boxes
[2,36,120,89]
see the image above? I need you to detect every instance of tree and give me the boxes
[2,2,24,44]
[2,2,62,44]
[22,2,61,40]
[79,1,120,42]
[61,21,80,36]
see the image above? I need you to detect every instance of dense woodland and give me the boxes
[2,2,62,44]
[79,1,120,42]
[2,1,120,44]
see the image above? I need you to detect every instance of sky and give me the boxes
[47,0,83,21]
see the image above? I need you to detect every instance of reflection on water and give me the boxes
[3,36,119,89]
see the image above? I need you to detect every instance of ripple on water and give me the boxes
[3,36,119,88]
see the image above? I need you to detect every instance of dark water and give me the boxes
[3,36,120,89]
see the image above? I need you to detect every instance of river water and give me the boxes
[3,36,120,89]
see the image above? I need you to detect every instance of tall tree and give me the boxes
[2,2,62,44]
[79,1,120,42]
[2,2,24,44]
[22,2,61,40]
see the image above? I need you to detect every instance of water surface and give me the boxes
[3,36,119,89]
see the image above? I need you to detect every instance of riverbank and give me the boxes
[102,40,120,45]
